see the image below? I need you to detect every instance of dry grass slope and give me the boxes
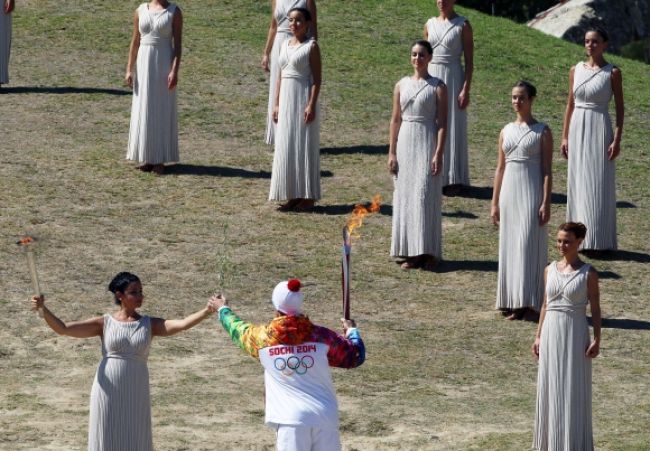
[1,1,649,450]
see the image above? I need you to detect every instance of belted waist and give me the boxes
[140,37,171,46]
[282,72,311,81]
[505,156,541,163]
[402,115,430,123]
[575,102,608,112]
[105,354,147,363]
[545,303,587,314]
[431,55,460,65]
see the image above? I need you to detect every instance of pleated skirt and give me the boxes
[566,108,616,250]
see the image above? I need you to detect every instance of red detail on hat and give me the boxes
[287,279,301,292]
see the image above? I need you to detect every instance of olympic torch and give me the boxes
[17,236,43,317]
[341,195,381,321]
[341,227,351,320]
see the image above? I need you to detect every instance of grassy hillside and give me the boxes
[2,1,649,449]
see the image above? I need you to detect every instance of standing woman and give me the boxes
[125,0,183,175]
[561,27,624,252]
[424,0,473,193]
[261,0,317,145]
[30,272,217,451]
[389,40,448,270]
[491,81,552,320]
[532,222,601,450]
[0,0,15,85]
[269,7,321,212]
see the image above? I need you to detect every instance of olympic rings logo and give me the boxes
[274,355,315,376]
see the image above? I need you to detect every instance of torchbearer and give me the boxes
[210,279,365,451]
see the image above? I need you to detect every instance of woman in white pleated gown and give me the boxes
[561,27,624,252]
[261,0,317,145]
[125,1,183,175]
[29,272,216,451]
[0,0,15,85]
[388,40,447,271]
[424,0,473,192]
[532,222,601,451]
[269,7,321,211]
[491,81,552,320]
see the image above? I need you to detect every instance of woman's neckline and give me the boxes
[555,260,585,274]
[110,314,143,324]
[582,61,610,71]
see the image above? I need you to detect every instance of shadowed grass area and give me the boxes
[1,1,649,450]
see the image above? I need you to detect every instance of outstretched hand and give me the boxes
[30,295,44,312]
[208,294,228,311]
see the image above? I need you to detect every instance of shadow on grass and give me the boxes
[597,270,621,280]
[617,200,636,208]
[435,260,498,272]
[0,86,131,95]
[320,145,387,155]
[585,250,650,263]
[588,317,650,331]
[166,164,332,179]
[310,204,476,219]
[449,186,569,205]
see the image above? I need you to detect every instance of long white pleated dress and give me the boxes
[0,5,11,84]
[127,3,179,166]
[269,39,320,201]
[265,0,308,145]
[391,76,443,259]
[88,315,153,451]
[495,122,548,311]
[534,262,594,451]
[566,63,616,250]
[425,15,469,187]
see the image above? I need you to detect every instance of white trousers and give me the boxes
[276,425,341,451]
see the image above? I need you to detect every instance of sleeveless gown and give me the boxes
[269,39,320,201]
[88,315,153,451]
[0,5,11,84]
[265,0,308,145]
[495,122,548,311]
[566,63,616,250]
[425,15,469,187]
[391,76,443,259]
[534,262,594,450]
[127,3,179,166]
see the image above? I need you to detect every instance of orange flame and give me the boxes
[17,236,36,246]
[346,195,381,238]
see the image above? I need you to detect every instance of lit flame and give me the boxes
[345,195,381,239]
[17,236,36,246]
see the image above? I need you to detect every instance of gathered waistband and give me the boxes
[575,102,608,112]
[545,304,587,314]
[402,115,431,123]
[431,55,461,65]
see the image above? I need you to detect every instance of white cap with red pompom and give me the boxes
[272,279,304,315]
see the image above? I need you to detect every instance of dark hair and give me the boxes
[558,222,587,240]
[412,39,433,55]
[586,26,609,42]
[108,272,140,305]
[288,7,311,21]
[513,80,537,98]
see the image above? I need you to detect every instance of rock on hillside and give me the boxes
[527,0,650,52]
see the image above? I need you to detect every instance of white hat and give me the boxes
[272,279,304,315]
